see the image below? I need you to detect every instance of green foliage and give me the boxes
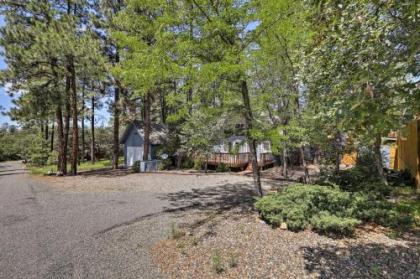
[159,159,173,171]
[387,169,415,187]
[255,184,354,232]
[255,184,415,234]
[311,213,360,235]
[216,163,229,173]
[132,161,140,173]
[193,159,202,171]
[211,250,224,274]
[181,158,194,169]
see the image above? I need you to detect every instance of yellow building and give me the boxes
[394,118,420,188]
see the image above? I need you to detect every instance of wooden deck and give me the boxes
[205,153,274,168]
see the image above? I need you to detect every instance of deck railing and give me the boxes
[206,152,274,167]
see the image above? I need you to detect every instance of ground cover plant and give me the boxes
[255,184,416,235]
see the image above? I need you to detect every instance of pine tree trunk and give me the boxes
[282,147,288,178]
[143,93,151,161]
[240,80,263,196]
[160,89,166,124]
[313,145,320,165]
[80,84,85,165]
[112,86,120,169]
[299,146,309,183]
[68,58,78,175]
[45,119,49,141]
[374,134,388,185]
[63,77,71,175]
[90,96,95,164]
[335,132,343,174]
[50,122,54,152]
[56,106,65,175]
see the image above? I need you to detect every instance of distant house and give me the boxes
[208,136,273,169]
[120,121,167,167]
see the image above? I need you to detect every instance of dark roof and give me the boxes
[119,120,168,145]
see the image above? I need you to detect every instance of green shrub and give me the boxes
[159,158,172,170]
[255,184,354,232]
[216,163,229,172]
[181,158,194,169]
[387,169,415,187]
[255,184,415,234]
[193,159,202,171]
[311,213,360,235]
[132,161,140,173]
[317,166,392,196]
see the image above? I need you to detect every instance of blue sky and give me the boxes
[0,15,12,125]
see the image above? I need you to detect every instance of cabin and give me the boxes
[119,121,167,167]
[208,136,274,169]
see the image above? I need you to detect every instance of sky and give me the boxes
[0,15,12,125]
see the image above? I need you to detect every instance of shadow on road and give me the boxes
[157,183,257,213]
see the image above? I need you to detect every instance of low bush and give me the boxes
[311,213,360,235]
[255,184,415,235]
[193,159,202,171]
[159,158,173,170]
[317,166,392,197]
[216,163,229,172]
[182,158,194,169]
[387,169,415,187]
[255,184,354,232]
[132,161,141,173]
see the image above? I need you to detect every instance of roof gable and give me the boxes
[120,121,168,145]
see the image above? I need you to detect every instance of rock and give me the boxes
[280,223,288,230]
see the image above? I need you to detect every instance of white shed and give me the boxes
[119,121,167,167]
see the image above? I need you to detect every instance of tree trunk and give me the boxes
[335,132,343,174]
[45,119,49,142]
[112,85,120,169]
[374,134,388,185]
[313,145,320,165]
[50,122,54,152]
[143,93,151,161]
[240,80,263,196]
[80,83,85,165]
[282,147,288,178]
[91,96,95,164]
[299,146,309,183]
[63,77,71,175]
[56,106,65,175]
[160,88,166,124]
[68,58,78,175]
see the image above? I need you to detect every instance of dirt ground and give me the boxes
[152,210,420,279]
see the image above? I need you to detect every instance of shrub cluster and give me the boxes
[132,160,141,173]
[216,162,229,172]
[255,184,414,235]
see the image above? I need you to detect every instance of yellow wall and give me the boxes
[396,119,420,187]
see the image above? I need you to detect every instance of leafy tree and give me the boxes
[302,0,419,183]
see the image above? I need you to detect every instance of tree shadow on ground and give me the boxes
[78,168,134,178]
[302,242,420,279]
[157,182,258,213]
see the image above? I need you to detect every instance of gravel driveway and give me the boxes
[0,161,261,279]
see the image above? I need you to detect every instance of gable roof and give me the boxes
[120,120,168,145]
